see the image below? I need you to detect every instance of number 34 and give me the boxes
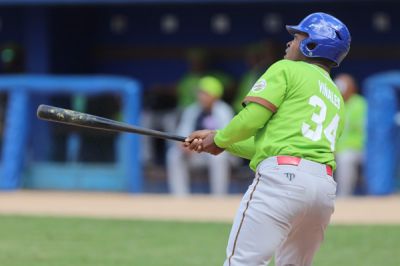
[302,95,340,152]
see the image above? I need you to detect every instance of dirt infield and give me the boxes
[0,191,399,224]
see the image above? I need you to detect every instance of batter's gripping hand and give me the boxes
[184,129,211,152]
[184,130,224,155]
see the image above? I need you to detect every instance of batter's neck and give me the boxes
[313,63,331,74]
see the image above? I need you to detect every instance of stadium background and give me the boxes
[0,0,399,194]
[0,1,399,265]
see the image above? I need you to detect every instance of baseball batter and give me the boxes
[185,13,351,266]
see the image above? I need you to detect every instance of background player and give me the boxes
[166,76,235,196]
[334,73,367,196]
[185,12,351,265]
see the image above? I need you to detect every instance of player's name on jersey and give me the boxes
[318,80,341,110]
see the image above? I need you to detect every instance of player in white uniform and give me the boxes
[167,76,234,196]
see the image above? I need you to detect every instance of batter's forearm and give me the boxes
[226,137,256,159]
[214,103,273,148]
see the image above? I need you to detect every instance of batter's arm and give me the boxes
[225,137,255,160]
[214,103,273,148]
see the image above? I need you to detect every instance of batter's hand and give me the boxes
[185,130,213,143]
[201,132,224,155]
[185,130,224,155]
[184,129,212,151]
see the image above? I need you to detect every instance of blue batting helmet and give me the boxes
[286,12,351,67]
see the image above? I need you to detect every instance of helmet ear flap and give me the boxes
[306,42,317,51]
[300,38,317,57]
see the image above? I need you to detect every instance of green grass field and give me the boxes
[0,215,399,266]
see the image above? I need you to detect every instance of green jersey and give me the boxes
[336,94,366,152]
[215,59,345,171]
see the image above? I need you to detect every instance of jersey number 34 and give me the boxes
[302,95,340,152]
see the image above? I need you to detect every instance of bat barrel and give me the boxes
[37,104,75,123]
[37,104,186,142]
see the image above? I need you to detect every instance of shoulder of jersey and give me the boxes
[269,59,300,71]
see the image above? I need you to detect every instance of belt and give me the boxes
[276,156,333,177]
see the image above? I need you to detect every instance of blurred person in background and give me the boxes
[176,48,209,109]
[166,76,235,196]
[176,48,235,110]
[334,73,367,196]
[142,48,234,166]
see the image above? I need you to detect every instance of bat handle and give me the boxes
[170,135,187,142]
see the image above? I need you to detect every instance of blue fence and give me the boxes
[0,75,142,192]
[364,71,400,195]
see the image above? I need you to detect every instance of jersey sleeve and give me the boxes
[243,60,289,113]
[225,137,255,160]
[214,102,273,148]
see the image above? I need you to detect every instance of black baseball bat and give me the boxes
[36,104,186,142]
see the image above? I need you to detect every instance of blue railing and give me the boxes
[0,75,142,192]
[364,71,400,195]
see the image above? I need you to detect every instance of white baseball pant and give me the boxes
[224,156,337,266]
[167,145,230,196]
[335,150,363,197]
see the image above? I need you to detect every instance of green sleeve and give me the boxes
[243,60,289,111]
[225,137,255,160]
[214,102,273,148]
